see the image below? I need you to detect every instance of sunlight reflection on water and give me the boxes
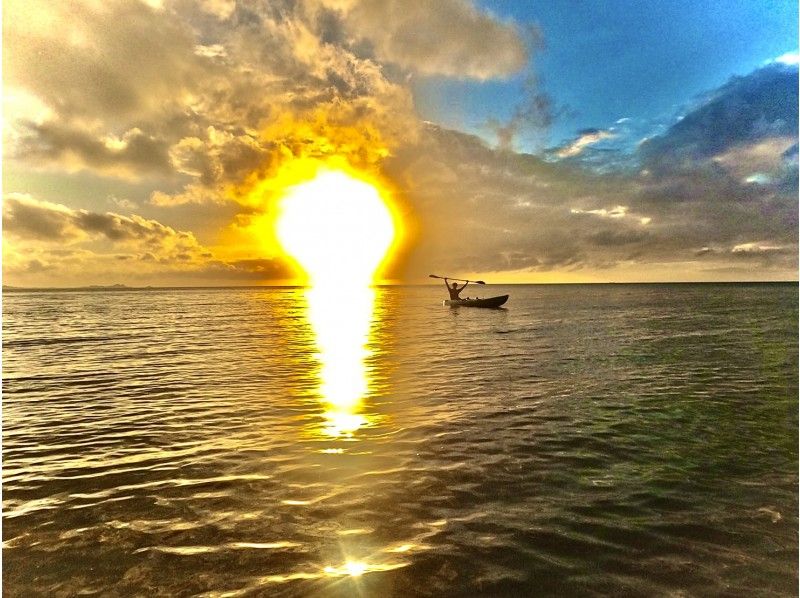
[305,285,376,439]
[299,283,413,583]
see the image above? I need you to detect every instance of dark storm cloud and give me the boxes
[569,61,800,276]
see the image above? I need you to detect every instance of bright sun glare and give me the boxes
[275,169,396,286]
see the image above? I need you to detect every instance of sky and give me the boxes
[417,0,799,148]
[3,0,798,286]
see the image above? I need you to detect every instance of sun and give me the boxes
[275,168,397,286]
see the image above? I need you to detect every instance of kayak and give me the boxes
[443,295,509,308]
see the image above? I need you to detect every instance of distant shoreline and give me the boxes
[3,281,797,292]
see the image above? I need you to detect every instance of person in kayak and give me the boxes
[444,278,469,300]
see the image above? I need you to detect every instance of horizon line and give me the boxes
[3,280,797,291]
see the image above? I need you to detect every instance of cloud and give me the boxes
[570,205,626,219]
[386,126,655,275]
[4,0,209,121]
[194,43,228,58]
[711,136,797,184]
[488,77,570,151]
[2,193,83,242]
[109,196,138,211]
[587,228,650,247]
[570,205,652,226]
[325,0,528,80]
[772,52,799,66]
[639,63,799,173]
[4,0,529,185]
[150,185,229,207]
[554,62,799,185]
[382,123,797,280]
[169,128,270,186]
[224,258,291,278]
[4,194,205,251]
[2,194,295,285]
[3,0,533,231]
[4,0,422,190]
[556,129,615,158]
[694,246,714,257]
[13,122,173,179]
[197,0,236,21]
[731,242,791,255]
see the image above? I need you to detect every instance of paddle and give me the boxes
[429,274,486,284]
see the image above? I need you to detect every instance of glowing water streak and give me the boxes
[275,167,397,438]
[305,284,376,437]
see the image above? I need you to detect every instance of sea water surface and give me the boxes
[3,283,798,596]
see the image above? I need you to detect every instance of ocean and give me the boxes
[3,283,797,596]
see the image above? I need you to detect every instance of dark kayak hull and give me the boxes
[443,295,509,308]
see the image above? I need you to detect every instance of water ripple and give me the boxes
[3,284,797,596]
